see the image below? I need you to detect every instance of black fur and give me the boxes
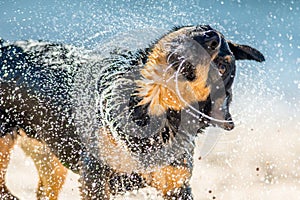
[129,95,150,127]
[0,41,83,171]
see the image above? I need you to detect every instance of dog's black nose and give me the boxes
[193,30,221,54]
[223,120,234,131]
[203,30,220,50]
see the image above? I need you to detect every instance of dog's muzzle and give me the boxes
[198,93,234,132]
[219,94,235,131]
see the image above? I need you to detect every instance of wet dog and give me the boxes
[0,25,264,199]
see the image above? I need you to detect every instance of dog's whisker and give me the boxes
[167,50,177,64]
[164,61,177,72]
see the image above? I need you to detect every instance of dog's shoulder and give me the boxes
[0,40,86,135]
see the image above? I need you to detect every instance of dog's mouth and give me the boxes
[210,94,235,131]
[198,93,234,131]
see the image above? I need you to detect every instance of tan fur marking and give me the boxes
[137,83,184,115]
[189,65,211,101]
[0,134,17,199]
[18,129,67,200]
[106,129,119,147]
[98,127,142,173]
[142,165,191,195]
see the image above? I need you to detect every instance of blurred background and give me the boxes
[1,0,299,199]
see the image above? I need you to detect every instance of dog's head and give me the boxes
[128,25,265,143]
[96,25,266,168]
[136,25,223,115]
[196,25,265,131]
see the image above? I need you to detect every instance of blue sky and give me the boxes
[0,0,299,102]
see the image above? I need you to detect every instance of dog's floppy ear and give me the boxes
[0,38,4,47]
[228,41,265,62]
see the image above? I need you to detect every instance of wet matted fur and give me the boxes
[0,25,265,199]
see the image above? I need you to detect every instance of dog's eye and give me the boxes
[218,65,226,75]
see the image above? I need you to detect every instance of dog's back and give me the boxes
[0,40,84,171]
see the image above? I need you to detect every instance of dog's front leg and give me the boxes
[142,165,193,200]
[17,129,67,200]
[0,133,19,200]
